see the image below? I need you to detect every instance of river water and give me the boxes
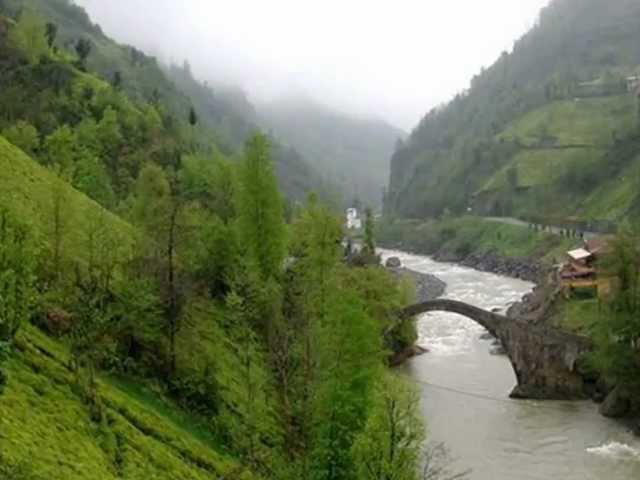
[380,249,640,480]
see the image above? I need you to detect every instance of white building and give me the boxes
[346,208,362,230]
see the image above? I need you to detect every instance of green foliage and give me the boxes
[340,266,416,357]
[352,374,425,480]
[0,208,38,394]
[236,133,286,280]
[378,216,573,263]
[362,207,376,256]
[1,120,39,156]
[43,124,77,178]
[0,208,38,343]
[310,288,381,480]
[588,227,640,387]
[8,9,48,64]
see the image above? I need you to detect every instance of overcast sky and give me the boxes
[76,0,550,130]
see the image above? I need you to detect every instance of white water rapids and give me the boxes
[380,249,640,480]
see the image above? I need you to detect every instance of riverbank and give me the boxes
[377,216,574,283]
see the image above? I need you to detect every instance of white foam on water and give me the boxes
[586,441,640,460]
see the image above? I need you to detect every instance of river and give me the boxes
[379,249,640,480]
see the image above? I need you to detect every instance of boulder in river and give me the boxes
[599,385,631,418]
[385,256,402,268]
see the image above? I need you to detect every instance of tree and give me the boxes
[96,106,123,168]
[2,121,39,156]
[45,22,57,49]
[46,182,71,282]
[352,374,425,480]
[0,208,38,393]
[132,164,188,377]
[75,38,92,69]
[589,227,640,388]
[188,106,198,126]
[280,197,344,460]
[8,10,48,64]
[236,132,286,280]
[363,207,376,256]
[310,289,381,480]
[69,272,112,422]
[73,151,115,208]
[222,291,283,470]
[112,71,122,90]
[44,125,77,179]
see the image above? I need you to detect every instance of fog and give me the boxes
[75,0,549,130]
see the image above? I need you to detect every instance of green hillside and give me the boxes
[0,136,134,259]
[0,137,257,479]
[386,0,640,225]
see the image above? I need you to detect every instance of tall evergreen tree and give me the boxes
[236,132,286,280]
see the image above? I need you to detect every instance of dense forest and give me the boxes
[259,96,405,209]
[386,0,640,224]
[0,1,429,478]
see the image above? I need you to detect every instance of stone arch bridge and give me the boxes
[398,299,593,400]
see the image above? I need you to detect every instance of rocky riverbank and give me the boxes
[385,257,447,302]
[433,248,544,283]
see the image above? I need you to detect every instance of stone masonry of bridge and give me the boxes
[398,299,593,400]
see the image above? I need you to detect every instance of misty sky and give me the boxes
[76,0,549,130]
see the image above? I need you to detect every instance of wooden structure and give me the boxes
[560,237,613,298]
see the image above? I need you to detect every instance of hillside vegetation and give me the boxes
[386,0,640,225]
[0,2,427,479]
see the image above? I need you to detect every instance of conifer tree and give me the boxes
[236,133,286,281]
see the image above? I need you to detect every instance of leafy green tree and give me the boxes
[363,207,376,256]
[179,153,236,222]
[2,121,39,157]
[97,106,123,168]
[73,151,115,208]
[0,208,38,393]
[221,291,283,470]
[45,181,71,281]
[69,272,112,421]
[188,106,198,126]
[352,374,425,480]
[236,132,286,280]
[310,288,381,480]
[45,22,57,49]
[74,38,92,69]
[44,125,77,178]
[590,227,640,388]
[8,10,48,64]
[132,164,188,376]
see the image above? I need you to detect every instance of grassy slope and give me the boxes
[0,136,134,259]
[0,138,255,479]
[484,95,636,193]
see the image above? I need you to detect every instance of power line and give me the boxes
[408,377,589,412]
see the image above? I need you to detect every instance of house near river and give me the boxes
[560,237,613,299]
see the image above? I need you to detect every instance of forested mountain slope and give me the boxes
[0,2,425,478]
[0,138,258,479]
[0,0,328,203]
[386,0,640,224]
[260,96,405,208]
